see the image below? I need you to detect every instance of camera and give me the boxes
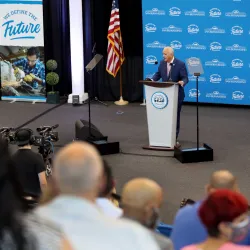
[0,124,59,177]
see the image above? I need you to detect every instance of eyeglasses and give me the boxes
[27,58,37,63]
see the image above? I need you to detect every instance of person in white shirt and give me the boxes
[96,160,123,218]
[34,141,160,250]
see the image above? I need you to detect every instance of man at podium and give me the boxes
[151,47,188,145]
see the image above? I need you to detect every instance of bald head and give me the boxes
[54,141,103,199]
[207,170,238,193]
[122,178,163,208]
[163,46,174,63]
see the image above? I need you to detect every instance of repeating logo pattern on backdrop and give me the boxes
[143,0,250,105]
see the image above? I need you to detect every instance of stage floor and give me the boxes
[1,100,250,224]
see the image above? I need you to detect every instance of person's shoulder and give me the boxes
[151,231,173,250]
[159,59,165,65]
[174,58,185,65]
[175,202,201,221]
[113,218,159,248]
[221,243,250,250]
[181,244,197,250]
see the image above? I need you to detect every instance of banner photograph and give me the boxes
[142,0,250,105]
[0,0,45,101]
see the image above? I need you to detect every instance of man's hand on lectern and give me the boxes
[178,81,184,87]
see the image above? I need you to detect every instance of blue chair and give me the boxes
[156,222,173,237]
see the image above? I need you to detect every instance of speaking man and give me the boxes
[151,47,188,145]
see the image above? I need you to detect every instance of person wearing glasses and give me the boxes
[12,47,45,89]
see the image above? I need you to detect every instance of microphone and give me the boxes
[92,42,96,55]
[154,61,158,65]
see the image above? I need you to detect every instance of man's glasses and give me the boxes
[27,58,37,63]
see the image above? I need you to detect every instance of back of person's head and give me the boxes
[15,128,32,147]
[99,160,115,198]
[53,141,103,201]
[121,178,163,229]
[206,170,238,194]
[199,189,249,243]
[0,137,34,249]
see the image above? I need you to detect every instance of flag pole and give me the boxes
[114,60,128,106]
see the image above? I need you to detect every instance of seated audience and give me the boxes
[121,178,173,250]
[171,170,250,250]
[34,141,161,250]
[12,128,47,197]
[182,189,250,250]
[0,137,72,249]
[96,160,123,218]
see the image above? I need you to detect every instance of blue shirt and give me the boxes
[171,201,250,250]
[13,58,45,88]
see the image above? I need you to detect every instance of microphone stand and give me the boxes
[194,72,200,151]
[84,43,107,106]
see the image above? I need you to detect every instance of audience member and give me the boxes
[182,189,250,250]
[121,178,173,250]
[0,137,36,249]
[171,170,250,250]
[34,141,161,250]
[12,128,47,197]
[96,160,123,218]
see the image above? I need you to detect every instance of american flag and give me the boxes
[106,0,125,77]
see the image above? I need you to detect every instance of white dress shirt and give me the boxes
[96,198,123,218]
[35,196,160,250]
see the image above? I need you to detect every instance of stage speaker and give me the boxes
[75,120,104,141]
[72,95,80,105]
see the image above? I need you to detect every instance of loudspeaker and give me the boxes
[74,120,120,155]
[75,120,104,140]
[72,95,80,105]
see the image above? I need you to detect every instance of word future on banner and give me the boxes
[0,3,44,46]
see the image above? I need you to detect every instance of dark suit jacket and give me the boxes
[152,58,189,101]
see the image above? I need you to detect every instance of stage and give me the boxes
[2,100,250,224]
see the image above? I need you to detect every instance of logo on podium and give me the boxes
[151,92,168,109]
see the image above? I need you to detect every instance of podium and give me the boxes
[140,80,179,150]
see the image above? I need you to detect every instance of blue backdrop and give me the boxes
[142,0,250,105]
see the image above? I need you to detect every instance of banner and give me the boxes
[142,0,250,105]
[0,0,46,102]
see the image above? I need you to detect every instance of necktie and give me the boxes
[167,63,172,80]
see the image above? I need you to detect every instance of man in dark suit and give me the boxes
[152,47,188,145]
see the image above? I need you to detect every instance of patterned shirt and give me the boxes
[13,58,45,88]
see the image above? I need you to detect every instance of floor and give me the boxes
[1,100,250,224]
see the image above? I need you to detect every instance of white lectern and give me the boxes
[140,80,179,150]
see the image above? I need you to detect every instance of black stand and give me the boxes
[83,47,107,106]
[74,55,120,155]
[174,72,213,163]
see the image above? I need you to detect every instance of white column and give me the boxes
[68,0,88,103]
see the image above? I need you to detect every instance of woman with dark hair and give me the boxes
[0,137,35,249]
[96,160,123,218]
[182,189,250,250]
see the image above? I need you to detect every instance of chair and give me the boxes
[156,223,173,237]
